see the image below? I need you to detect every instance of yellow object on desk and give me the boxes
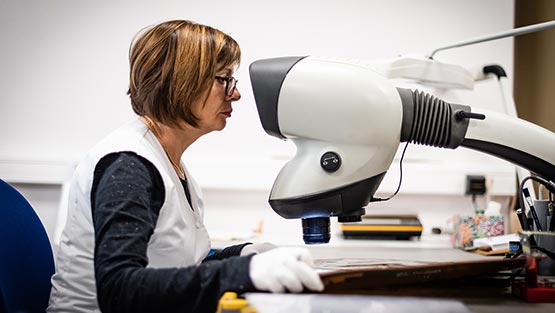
[341,214,423,239]
[217,292,257,313]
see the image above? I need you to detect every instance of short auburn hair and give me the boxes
[127,20,241,127]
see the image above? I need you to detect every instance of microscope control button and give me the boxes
[321,152,341,172]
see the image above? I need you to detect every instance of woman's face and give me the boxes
[191,65,241,134]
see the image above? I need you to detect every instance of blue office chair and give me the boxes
[0,179,55,313]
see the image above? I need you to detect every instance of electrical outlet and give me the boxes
[466,175,486,195]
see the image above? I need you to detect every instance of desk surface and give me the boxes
[243,292,555,313]
[306,238,484,262]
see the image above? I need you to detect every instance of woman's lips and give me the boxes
[220,110,232,117]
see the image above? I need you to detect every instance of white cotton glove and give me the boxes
[240,242,278,256]
[249,247,324,293]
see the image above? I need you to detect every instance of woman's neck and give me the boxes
[141,116,204,177]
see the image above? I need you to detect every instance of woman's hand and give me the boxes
[249,247,324,293]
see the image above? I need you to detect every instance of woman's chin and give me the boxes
[214,120,227,131]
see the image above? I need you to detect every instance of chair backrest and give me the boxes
[0,179,55,313]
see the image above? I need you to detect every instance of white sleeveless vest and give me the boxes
[47,118,211,312]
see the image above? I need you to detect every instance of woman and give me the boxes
[48,20,323,313]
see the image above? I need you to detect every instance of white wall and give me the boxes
[0,0,518,246]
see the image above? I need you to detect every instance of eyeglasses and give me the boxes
[215,76,238,97]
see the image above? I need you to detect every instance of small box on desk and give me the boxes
[452,214,505,248]
[341,214,423,240]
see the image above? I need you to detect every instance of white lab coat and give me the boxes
[47,118,211,312]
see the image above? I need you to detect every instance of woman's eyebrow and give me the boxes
[217,68,233,76]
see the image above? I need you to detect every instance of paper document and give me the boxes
[471,233,520,251]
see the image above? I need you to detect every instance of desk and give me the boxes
[214,234,554,312]
[302,239,555,313]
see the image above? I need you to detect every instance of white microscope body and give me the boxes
[274,57,401,201]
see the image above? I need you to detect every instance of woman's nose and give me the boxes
[229,87,241,101]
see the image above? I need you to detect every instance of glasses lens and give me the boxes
[226,77,237,97]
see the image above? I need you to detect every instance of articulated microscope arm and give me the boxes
[250,56,555,244]
[397,88,555,182]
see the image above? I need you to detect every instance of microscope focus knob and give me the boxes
[320,152,341,172]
